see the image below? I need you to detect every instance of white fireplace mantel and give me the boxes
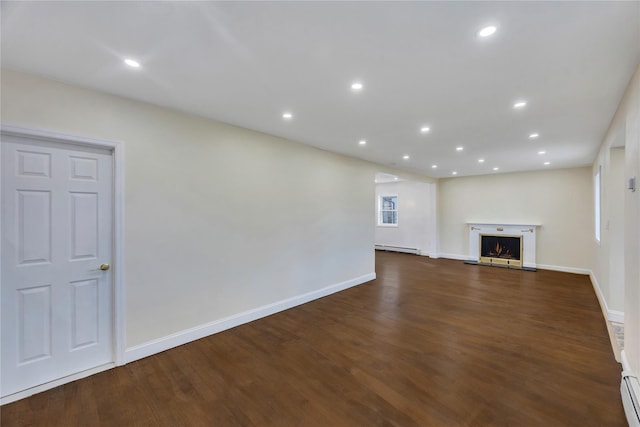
[467,223,540,269]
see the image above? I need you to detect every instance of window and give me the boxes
[595,166,601,242]
[379,195,398,226]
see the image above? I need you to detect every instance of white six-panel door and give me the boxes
[1,134,113,397]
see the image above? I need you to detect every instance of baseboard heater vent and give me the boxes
[622,372,640,427]
[375,245,419,255]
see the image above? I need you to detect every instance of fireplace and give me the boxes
[479,234,522,267]
[466,223,538,270]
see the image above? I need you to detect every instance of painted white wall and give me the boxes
[0,69,377,349]
[625,67,640,376]
[593,63,640,375]
[4,63,638,377]
[592,137,626,323]
[438,167,594,270]
[608,147,625,313]
[374,181,436,255]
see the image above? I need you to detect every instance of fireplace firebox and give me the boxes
[479,234,523,267]
[467,223,538,270]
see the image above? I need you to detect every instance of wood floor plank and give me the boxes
[1,252,626,426]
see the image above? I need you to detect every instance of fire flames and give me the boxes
[488,241,514,258]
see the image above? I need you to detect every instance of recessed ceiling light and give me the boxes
[478,26,497,38]
[431,164,438,169]
[351,82,363,91]
[403,155,410,160]
[513,101,527,109]
[478,158,485,163]
[282,112,293,119]
[529,133,539,139]
[394,177,399,180]
[359,140,367,145]
[493,167,499,171]
[456,146,464,152]
[544,161,551,166]
[420,126,430,133]
[124,58,140,68]
[452,171,458,175]
[538,150,546,155]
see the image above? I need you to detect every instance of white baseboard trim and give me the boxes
[608,310,625,323]
[590,271,609,318]
[536,264,591,275]
[374,245,419,255]
[124,272,376,364]
[435,256,592,275]
[1,362,114,405]
[418,251,438,258]
[589,271,625,323]
[589,271,624,362]
[437,253,468,261]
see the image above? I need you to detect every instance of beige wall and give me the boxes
[1,69,377,348]
[593,62,640,374]
[375,180,436,255]
[438,167,594,270]
[607,147,625,313]
[4,64,639,375]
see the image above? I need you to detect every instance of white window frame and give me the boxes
[595,166,601,243]
[378,194,398,227]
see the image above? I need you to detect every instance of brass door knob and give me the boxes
[99,263,110,271]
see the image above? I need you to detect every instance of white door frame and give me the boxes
[0,125,125,403]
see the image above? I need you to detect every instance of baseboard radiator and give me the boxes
[374,245,419,255]
[622,371,640,426]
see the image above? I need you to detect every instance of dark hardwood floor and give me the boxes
[2,252,625,426]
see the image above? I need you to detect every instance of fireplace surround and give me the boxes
[467,223,539,269]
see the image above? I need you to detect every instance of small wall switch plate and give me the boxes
[629,176,636,192]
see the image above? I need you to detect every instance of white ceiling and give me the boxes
[2,1,639,178]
